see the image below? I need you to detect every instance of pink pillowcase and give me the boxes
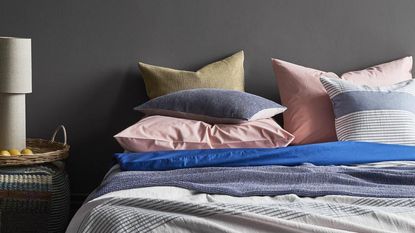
[271,56,413,145]
[114,115,294,152]
[341,56,412,85]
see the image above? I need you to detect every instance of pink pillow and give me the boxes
[114,115,294,152]
[271,56,413,145]
[341,56,412,86]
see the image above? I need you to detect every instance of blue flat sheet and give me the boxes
[114,141,415,171]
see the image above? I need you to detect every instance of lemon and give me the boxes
[8,149,21,156]
[21,148,34,155]
[0,150,11,156]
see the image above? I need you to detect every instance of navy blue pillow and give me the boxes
[135,88,286,123]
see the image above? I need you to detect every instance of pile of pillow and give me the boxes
[115,51,295,152]
[272,56,414,145]
[115,50,414,152]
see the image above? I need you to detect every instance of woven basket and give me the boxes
[0,125,70,167]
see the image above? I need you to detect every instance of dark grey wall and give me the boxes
[1,0,414,196]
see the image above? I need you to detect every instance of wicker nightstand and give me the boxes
[0,162,70,233]
[0,126,70,233]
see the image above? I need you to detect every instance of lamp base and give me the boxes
[0,93,26,150]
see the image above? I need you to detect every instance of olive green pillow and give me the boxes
[139,51,245,99]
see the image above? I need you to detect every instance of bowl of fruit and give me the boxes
[0,125,70,166]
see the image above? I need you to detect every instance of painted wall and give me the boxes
[1,0,414,196]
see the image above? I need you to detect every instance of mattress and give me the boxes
[67,161,415,233]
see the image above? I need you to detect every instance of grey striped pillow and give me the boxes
[320,76,415,145]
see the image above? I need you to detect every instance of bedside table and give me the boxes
[0,125,70,232]
[0,162,70,233]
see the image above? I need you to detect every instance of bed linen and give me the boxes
[68,142,415,233]
[271,56,413,145]
[139,51,245,99]
[114,141,415,171]
[320,77,415,145]
[89,163,415,200]
[134,88,286,123]
[68,163,415,233]
[115,116,294,152]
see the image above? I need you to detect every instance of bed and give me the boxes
[67,142,415,233]
[67,49,415,232]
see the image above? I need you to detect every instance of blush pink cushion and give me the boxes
[114,115,294,152]
[341,56,412,86]
[271,59,335,145]
[271,57,413,145]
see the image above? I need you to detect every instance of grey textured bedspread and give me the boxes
[68,163,415,233]
[88,164,415,201]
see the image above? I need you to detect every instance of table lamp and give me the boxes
[0,37,32,150]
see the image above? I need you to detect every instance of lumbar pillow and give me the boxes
[139,51,245,99]
[114,116,294,152]
[320,76,415,145]
[134,88,286,124]
[271,56,412,145]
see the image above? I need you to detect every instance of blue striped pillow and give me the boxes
[320,77,415,145]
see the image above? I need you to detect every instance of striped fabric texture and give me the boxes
[76,195,415,233]
[0,164,70,233]
[320,77,415,145]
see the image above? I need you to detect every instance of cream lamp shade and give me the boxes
[0,37,32,150]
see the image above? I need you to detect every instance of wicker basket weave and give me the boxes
[0,125,70,167]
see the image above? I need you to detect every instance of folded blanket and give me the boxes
[115,141,415,171]
[88,164,415,201]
